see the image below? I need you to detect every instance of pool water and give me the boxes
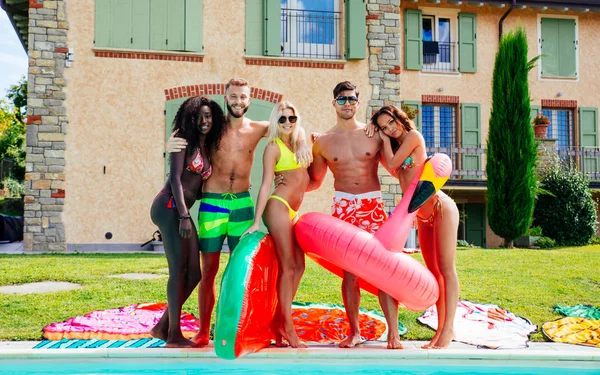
[1,359,598,375]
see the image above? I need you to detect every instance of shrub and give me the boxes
[589,236,600,245]
[457,239,470,247]
[534,164,598,246]
[526,226,543,237]
[534,237,556,249]
[3,178,23,198]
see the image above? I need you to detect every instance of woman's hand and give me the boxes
[179,217,193,238]
[166,131,187,153]
[364,121,378,138]
[242,223,260,237]
[274,174,285,187]
[295,142,313,168]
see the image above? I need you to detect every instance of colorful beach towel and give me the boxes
[42,302,403,344]
[43,302,199,340]
[291,302,406,343]
[542,304,600,348]
[418,300,536,349]
[34,338,166,349]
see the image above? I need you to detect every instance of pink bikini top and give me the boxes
[186,150,212,180]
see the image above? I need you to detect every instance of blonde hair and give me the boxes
[267,101,302,151]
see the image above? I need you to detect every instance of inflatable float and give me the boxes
[214,232,278,360]
[295,154,452,311]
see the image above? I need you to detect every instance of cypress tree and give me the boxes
[486,28,538,248]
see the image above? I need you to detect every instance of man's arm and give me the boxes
[306,141,328,192]
[166,131,187,153]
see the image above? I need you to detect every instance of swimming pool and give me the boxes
[1,358,599,375]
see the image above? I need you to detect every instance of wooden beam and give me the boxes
[447,0,463,4]
[426,0,441,4]
[529,5,548,11]
[550,7,569,11]
[489,3,506,8]
[571,7,589,12]
[467,2,484,7]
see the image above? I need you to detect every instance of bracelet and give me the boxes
[179,215,191,220]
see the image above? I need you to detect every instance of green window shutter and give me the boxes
[111,0,133,48]
[461,103,481,175]
[458,13,477,73]
[530,105,541,125]
[579,107,599,174]
[404,9,422,71]
[95,0,112,47]
[345,0,367,60]
[558,19,576,77]
[185,0,203,52]
[401,100,422,131]
[167,0,185,51]
[264,0,281,56]
[131,0,150,50]
[245,0,264,56]
[150,0,168,50]
[541,18,577,77]
[541,18,560,77]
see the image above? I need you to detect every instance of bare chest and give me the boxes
[321,134,380,165]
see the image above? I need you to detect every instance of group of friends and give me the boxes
[149,78,460,351]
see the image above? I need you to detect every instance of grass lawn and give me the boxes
[1,245,599,341]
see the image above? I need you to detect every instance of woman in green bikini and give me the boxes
[243,101,309,348]
[371,105,460,349]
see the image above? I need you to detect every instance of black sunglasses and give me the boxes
[335,96,358,105]
[278,115,298,124]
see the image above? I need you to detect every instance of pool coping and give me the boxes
[0,341,598,362]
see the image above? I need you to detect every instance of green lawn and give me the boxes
[1,246,599,341]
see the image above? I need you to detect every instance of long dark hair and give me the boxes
[172,96,226,152]
[371,105,416,153]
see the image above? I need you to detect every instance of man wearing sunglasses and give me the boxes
[302,81,403,350]
[165,78,312,347]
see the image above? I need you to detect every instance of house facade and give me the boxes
[3,0,599,251]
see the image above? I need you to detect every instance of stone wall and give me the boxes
[367,0,402,213]
[23,0,68,251]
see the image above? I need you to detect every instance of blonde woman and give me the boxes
[243,101,309,348]
[371,105,460,349]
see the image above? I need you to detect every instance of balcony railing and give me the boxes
[425,144,600,185]
[281,8,341,60]
[422,41,458,73]
[426,144,486,180]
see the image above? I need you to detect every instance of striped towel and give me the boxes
[33,338,165,349]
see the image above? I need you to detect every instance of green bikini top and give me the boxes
[274,137,302,172]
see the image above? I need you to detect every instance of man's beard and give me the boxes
[226,103,249,118]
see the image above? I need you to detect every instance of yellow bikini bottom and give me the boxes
[269,195,298,221]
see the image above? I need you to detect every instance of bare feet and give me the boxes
[431,329,455,349]
[339,334,364,348]
[149,323,168,342]
[387,335,403,349]
[165,335,194,348]
[421,332,440,349]
[271,321,306,348]
[191,332,209,347]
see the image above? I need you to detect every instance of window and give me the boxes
[94,0,203,53]
[542,108,573,152]
[281,0,341,59]
[246,0,365,60]
[422,105,455,152]
[539,17,577,78]
[404,9,476,73]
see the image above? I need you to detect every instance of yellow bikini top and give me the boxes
[274,137,302,172]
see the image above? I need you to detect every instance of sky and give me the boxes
[0,11,28,97]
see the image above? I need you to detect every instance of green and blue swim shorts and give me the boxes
[198,191,255,252]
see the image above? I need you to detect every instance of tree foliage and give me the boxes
[486,28,538,248]
[1,76,27,182]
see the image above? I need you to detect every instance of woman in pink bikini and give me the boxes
[371,105,460,349]
[149,96,226,348]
